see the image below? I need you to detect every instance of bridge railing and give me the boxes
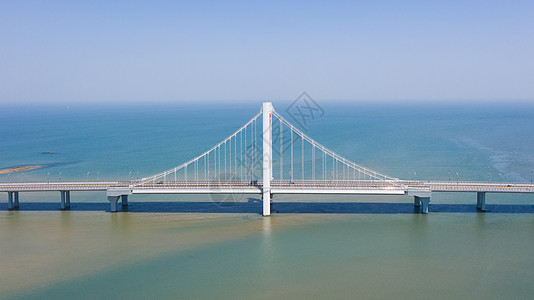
[129,179,407,190]
[400,180,534,186]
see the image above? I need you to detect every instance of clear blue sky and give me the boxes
[1,0,533,104]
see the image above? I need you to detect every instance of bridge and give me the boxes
[2,102,534,215]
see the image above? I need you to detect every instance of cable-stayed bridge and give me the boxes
[2,102,534,215]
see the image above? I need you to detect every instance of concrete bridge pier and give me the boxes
[414,196,421,207]
[262,190,271,216]
[414,196,431,214]
[121,195,128,207]
[106,188,131,212]
[408,189,431,214]
[477,192,486,211]
[260,193,274,201]
[14,192,19,209]
[60,191,71,210]
[7,192,19,210]
[108,196,120,212]
[7,192,12,210]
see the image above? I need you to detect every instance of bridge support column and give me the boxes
[121,195,128,207]
[414,196,421,207]
[108,196,120,212]
[7,192,19,210]
[60,191,71,210]
[106,188,131,213]
[263,190,271,216]
[14,192,19,209]
[414,196,431,214]
[66,191,70,209]
[262,102,273,217]
[477,192,486,212]
[7,192,13,210]
[421,197,430,214]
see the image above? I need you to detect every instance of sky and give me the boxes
[1,0,533,104]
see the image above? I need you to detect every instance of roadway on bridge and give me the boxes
[2,180,534,193]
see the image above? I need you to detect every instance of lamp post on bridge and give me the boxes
[448,170,451,181]
[489,172,492,182]
[456,172,459,184]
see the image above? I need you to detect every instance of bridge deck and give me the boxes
[0,182,119,192]
[2,180,534,214]
[1,180,534,193]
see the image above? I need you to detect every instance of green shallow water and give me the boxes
[3,212,534,299]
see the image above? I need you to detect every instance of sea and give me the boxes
[1,101,534,299]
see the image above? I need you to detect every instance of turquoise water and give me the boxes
[1,101,534,299]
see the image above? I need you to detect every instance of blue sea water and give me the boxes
[2,101,534,183]
[1,101,534,299]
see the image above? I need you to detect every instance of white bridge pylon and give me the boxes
[136,102,398,215]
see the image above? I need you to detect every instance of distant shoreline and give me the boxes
[0,165,46,174]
